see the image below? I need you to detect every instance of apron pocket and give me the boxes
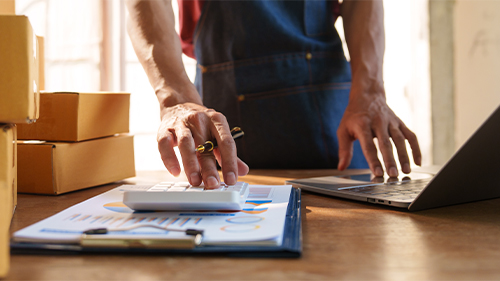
[236,84,359,168]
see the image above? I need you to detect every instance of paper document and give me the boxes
[13,185,292,247]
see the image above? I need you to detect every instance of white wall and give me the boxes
[384,0,431,167]
[17,0,102,92]
[454,0,500,149]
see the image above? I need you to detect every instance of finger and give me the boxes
[214,150,249,177]
[208,113,239,185]
[157,129,181,176]
[356,128,385,177]
[374,128,398,178]
[237,159,249,176]
[401,125,422,166]
[175,126,202,186]
[337,127,354,171]
[189,125,220,188]
[389,123,411,174]
[196,149,220,188]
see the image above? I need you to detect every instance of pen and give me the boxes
[195,127,244,153]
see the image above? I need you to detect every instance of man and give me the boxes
[126,0,422,188]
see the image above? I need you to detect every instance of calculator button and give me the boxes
[204,186,226,191]
[168,186,187,192]
[147,188,166,192]
[152,184,171,188]
[186,186,204,192]
[231,186,242,192]
[123,182,250,211]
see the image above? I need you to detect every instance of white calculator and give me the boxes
[122,182,250,211]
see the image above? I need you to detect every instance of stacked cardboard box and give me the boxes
[0,12,136,277]
[0,0,14,15]
[0,125,17,218]
[0,124,16,278]
[36,35,45,91]
[16,91,135,195]
[0,14,39,214]
[0,15,40,123]
[0,13,39,278]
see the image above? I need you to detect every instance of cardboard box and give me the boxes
[17,92,130,141]
[0,124,16,278]
[0,180,9,278]
[17,135,135,195]
[37,35,45,91]
[0,15,40,123]
[0,124,17,218]
[0,0,15,15]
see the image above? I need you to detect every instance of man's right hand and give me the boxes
[126,1,247,187]
[157,102,249,188]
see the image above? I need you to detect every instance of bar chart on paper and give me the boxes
[13,184,292,245]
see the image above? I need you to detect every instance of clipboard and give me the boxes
[10,188,302,258]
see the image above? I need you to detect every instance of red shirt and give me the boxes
[178,0,340,59]
[178,0,205,59]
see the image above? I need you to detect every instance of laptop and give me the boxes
[286,105,500,211]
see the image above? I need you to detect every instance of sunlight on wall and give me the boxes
[454,0,500,149]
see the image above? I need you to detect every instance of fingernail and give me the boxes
[169,166,181,176]
[403,163,411,174]
[190,173,201,186]
[375,167,384,177]
[389,167,398,178]
[225,172,236,185]
[206,176,219,188]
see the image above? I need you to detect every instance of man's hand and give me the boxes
[157,102,249,188]
[340,0,422,177]
[127,0,248,186]
[337,92,421,177]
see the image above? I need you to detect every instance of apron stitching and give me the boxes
[231,64,245,160]
[306,51,313,84]
[240,82,351,101]
[204,54,304,71]
[235,90,246,161]
[200,52,345,72]
[311,92,332,166]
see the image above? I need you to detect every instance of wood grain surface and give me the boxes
[6,169,500,280]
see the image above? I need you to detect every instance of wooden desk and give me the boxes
[6,170,500,280]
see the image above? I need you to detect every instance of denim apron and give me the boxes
[193,0,368,169]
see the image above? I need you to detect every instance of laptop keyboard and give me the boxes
[341,178,432,201]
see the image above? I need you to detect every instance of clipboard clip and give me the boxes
[80,225,204,249]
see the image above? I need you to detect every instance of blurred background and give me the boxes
[14,0,500,171]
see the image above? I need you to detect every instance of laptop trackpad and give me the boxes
[303,172,434,191]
